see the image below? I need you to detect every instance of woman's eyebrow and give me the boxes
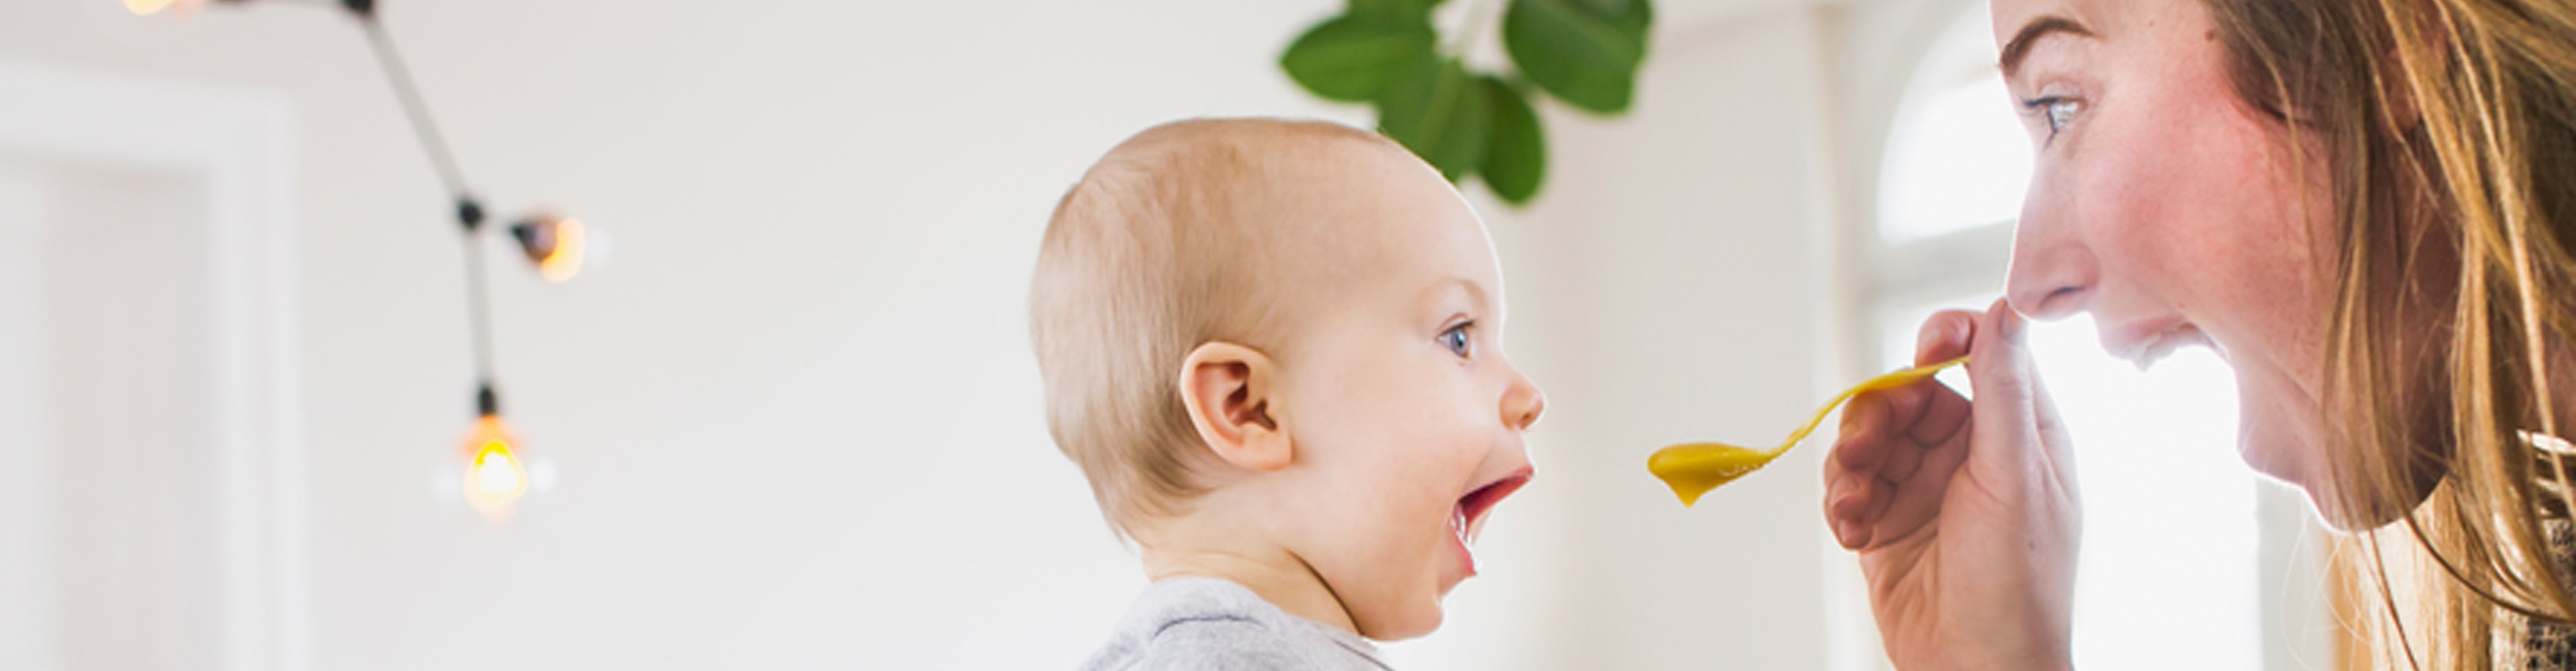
[1999,15,2095,77]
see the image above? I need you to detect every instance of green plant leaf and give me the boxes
[1348,0,1446,22]
[1503,0,1651,114]
[1581,0,1652,34]
[1375,58,1489,182]
[1478,75,1545,204]
[1282,15,1441,103]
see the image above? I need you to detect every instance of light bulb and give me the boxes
[123,0,207,15]
[511,215,589,282]
[460,414,529,521]
[472,443,525,497]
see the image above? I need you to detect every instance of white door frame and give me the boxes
[0,59,309,671]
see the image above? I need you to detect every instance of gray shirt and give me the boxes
[1077,578,1393,671]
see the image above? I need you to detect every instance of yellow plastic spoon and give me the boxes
[1647,355,1971,506]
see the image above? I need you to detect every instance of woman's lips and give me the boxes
[2104,319,2210,370]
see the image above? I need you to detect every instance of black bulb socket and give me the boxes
[456,197,486,233]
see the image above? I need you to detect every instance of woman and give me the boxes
[1822,0,2576,668]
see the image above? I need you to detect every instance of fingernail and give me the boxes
[1996,303,2025,342]
[1836,521,1861,546]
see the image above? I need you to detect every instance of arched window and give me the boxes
[1876,11,2027,243]
[1850,3,2328,670]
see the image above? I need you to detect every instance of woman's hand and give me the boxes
[1823,300,2081,671]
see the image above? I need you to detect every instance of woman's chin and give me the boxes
[2237,421,2308,489]
[2239,421,2364,531]
[2241,414,2440,532]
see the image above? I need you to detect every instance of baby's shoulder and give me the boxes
[1120,615,1310,670]
[1078,578,1383,671]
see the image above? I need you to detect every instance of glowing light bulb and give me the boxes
[460,415,529,521]
[123,0,207,15]
[473,443,525,497]
[511,215,590,282]
[539,219,586,282]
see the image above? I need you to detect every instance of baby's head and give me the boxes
[1030,118,1544,639]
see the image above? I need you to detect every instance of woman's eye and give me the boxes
[2023,96,2082,138]
[1440,323,1472,358]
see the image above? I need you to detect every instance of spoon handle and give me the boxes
[1766,355,1970,456]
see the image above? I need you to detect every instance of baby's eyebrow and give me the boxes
[1419,276,1492,312]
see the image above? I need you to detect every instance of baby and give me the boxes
[1030,117,1546,669]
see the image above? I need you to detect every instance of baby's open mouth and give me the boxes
[1449,468,1534,576]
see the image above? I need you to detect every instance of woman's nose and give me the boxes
[2004,187,2098,320]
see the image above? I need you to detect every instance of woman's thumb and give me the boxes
[1963,299,2051,478]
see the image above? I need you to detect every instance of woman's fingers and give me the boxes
[1834,470,1875,547]
[1962,299,2059,496]
[1854,386,1970,549]
[2024,340,2084,527]
[1916,309,1977,367]
[1832,366,1938,474]
[1826,472,1875,548]
[1862,388,1945,484]
[1829,390,1902,546]
[1831,301,2082,671]
[1842,475,1897,548]
[1844,376,1957,550]
[1825,422,1878,548]
[1827,408,1968,550]
[1829,392,1975,548]
[1826,307,1985,550]
[1833,388,1894,472]
[1894,307,1976,458]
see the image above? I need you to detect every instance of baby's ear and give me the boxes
[1177,342,1291,472]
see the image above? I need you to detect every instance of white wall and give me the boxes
[0,1,1878,669]
[1492,9,1851,670]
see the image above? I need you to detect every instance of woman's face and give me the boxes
[1992,0,2353,519]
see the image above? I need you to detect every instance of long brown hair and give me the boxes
[2202,0,2576,666]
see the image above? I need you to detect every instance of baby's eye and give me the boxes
[1440,323,1473,358]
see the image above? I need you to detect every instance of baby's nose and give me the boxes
[1502,375,1544,431]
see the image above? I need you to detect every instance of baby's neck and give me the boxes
[1138,527,1357,636]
